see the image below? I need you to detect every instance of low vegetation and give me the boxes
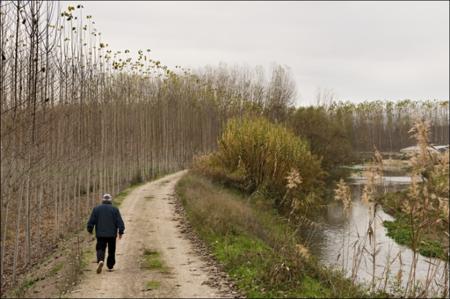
[145,280,161,290]
[378,189,448,260]
[11,278,39,298]
[376,121,449,261]
[49,262,64,277]
[141,249,171,275]
[176,173,374,298]
[383,217,445,259]
[3,233,95,298]
[141,249,164,270]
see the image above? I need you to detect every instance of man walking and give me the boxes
[87,193,125,274]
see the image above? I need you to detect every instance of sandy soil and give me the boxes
[70,171,236,298]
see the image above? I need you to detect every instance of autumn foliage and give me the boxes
[194,117,325,210]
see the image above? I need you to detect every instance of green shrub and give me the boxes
[194,117,325,211]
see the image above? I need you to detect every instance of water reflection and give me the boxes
[306,176,447,297]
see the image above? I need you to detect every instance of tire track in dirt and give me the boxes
[70,171,236,298]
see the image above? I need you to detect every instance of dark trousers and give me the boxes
[96,237,116,269]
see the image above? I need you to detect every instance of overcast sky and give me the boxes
[78,1,449,106]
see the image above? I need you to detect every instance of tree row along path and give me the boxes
[71,171,234,298]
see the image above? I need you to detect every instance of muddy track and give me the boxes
[70,171,236,298]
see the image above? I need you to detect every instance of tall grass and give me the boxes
[176,173,369,298]
[334,119,449,298]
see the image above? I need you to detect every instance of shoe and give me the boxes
[97,261,104,274]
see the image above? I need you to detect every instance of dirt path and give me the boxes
[70,171,234,298]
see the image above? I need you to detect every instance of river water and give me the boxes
[303,172,448,297]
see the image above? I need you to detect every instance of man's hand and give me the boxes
[118,234,123,240]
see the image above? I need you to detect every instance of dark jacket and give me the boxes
[87,201,125,237]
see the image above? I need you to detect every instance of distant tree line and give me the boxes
[288,100,449,170]
[326,100,449,152]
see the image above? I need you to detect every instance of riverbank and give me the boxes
[175,172,384,298]
[377,190,448,260]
